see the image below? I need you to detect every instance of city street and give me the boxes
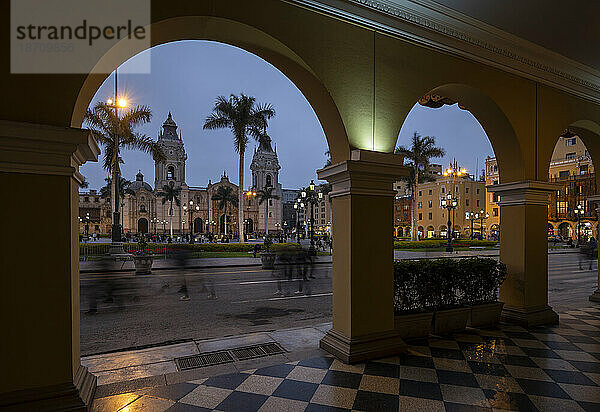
[80,251,598,356]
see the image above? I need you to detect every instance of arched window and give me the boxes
[266,174,272,187]
[167,166,175,180]
[140,204,146,212]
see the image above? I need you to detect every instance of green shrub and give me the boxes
[393,257,506,314]
[393,239,497,249]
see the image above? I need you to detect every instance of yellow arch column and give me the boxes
[0,121,98,410]
[586,195,600,302]
[488,181,560,326]
[317,149,409,363]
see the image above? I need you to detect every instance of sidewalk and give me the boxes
[80,255,333,273]
[82,323,332,391]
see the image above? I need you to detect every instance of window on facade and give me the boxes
[418,201,422,209]
[466,199,469,206]
[493,208,498,217]
[428,212,432,220]
[559,170,570,179]
[94,197,99,202]
[84,197,89,202]
[140,205,146,212]
[565,137,577,146]
[268,212,272,217]
[418,190,422,196]
[441,187,445,193]
[476,200,480,207]
[476,188,480,194]
[557,201,568,214]
[428,189,432,195]
[321,214,325,219]
[95,225,99,231]
[493,180,498,185]
[269,199,273,206]
[455,186,459,192]
[493,165,498,172]
[580,164,589,174]
[428,200,432,208]
[266,175,272,187]
[403,205,409,210]
[465,187,469,194]
[418,212,422,220]
[565,152,576,160]
[167,166,175,179]
[492,193,499,203]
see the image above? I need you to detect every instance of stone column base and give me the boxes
[590,289,600,303]
[0,365,96,411]
[319,328,407,364]
[501,305,559,327]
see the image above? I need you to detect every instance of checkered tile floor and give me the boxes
[92,306,600,411]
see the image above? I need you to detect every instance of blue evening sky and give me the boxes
[80,40,494,190]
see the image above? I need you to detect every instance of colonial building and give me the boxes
[486,133,597,240]
[80,112,284,237]
[393,165,486,239]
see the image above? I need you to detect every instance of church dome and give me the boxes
[129,171,153,192]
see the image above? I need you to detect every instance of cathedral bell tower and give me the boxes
[250,136,282,233]
[155,112,187,190]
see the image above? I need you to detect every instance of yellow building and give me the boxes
[414,173,486,239]
[486,133,596,239]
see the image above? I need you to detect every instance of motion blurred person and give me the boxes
[174,248,192,300]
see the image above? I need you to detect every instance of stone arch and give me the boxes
[558,222,573,239]
[426,225,435,238]
[396,83,524,183]
[404,227,411,237]
[70,16,350,163]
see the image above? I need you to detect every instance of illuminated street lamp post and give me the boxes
[161,219,167,234]
[466,211,475,239]
[293,201,301,244]
[302,180,322,256]
[245,189,257,241]
[475,209,490,240]
[575,204,584,245]
[105,72,128,246]
[84,212,90,237]
[183,200,200,244]
[441,193,457,252]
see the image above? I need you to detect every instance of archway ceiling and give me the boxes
[431,0,600,70]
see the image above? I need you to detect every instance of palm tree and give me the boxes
[395,132,445,241]
[100,176,132,199]
[203,94,275,243]
[211,186,239,236]
[257,185,280,235]
[84,101,165,240]
[156,181,181,238]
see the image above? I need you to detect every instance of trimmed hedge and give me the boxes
[394,239,497,249]
[80,241,302,256]
[393,257,506,314]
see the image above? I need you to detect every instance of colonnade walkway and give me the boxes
[90,305,600,411]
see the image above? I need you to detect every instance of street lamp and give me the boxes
[84,212,90,237]
[302,180,321,256]
[293,201,301,244]
[575,203,584,245]
[441,193,457,252]
[465,211,475,239]
[161,219,167,234]
[105,75,128,246]
[183,200,200,244]
[475,209,490,240]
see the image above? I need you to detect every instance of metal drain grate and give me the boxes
[231,343,286,360]
[175,342,286,371]
[175,350,234,371]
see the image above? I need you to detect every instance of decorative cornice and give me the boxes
[289,0,600,103]
[486,180,560,207]
[318,149,409,197]
[0,120,99,182]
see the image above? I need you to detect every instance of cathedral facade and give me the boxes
[80,112,284,237]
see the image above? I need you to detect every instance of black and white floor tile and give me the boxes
[92,306,600,411]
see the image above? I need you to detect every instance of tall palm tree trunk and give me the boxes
[265,200,269,236]
[224,204,228,236]
[169,200,174,238]
[411,166,419,241]
[238,152,245,242]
